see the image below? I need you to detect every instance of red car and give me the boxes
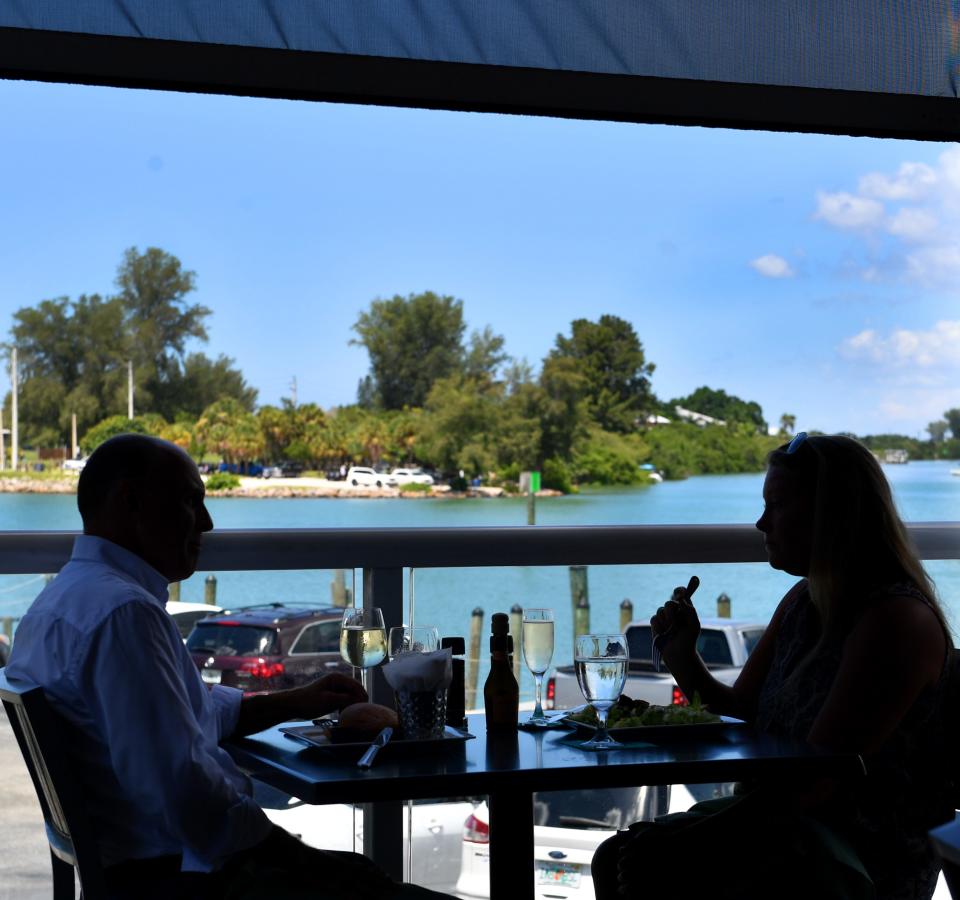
[187,604,351,693]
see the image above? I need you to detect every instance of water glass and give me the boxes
[574,633,628,750]
[387,625,440,660]
[521,608,554,726]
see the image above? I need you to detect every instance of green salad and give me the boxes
[568,694,720,729]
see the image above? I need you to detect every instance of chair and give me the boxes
[930,815,960,899]
[0,669,106,899]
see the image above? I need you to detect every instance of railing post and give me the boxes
[362,566,404,881]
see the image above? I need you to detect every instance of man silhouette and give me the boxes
[7,434,447,899]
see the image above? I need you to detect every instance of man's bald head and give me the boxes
[77,434,213,581]
[78,434,180,526]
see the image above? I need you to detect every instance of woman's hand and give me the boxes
[650,575,701,670]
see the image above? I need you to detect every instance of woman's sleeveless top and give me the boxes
[754,584,952,900]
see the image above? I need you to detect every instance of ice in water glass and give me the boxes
[387,625,440,660]
[574,633,628,750]
[521,608,555,726]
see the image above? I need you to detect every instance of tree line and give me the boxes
[7,248,954,489]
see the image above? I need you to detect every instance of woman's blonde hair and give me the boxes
[767,434,950,642]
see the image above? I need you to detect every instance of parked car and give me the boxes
[186,604,351,692]
[547,618,765,711]
[62,458,86,472]
[262,465,284,478]
[389,467,435,486]
[165,600,224,642]
[346,466,391,488]
[455,784,698,899]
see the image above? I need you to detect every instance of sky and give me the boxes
[1,78,959,438]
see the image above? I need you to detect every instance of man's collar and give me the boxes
[71,535,170,603]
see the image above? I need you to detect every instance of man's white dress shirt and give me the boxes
[6,535,272,870]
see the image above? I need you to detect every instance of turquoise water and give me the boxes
[1,461,958,698]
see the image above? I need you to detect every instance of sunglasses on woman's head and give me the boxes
[785,432,808,454]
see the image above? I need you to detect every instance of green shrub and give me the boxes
[205,471,241,491]
[541,457,573,493]
[399,481,432,493]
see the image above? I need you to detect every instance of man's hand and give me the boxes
[233,673,368,737]
[299,673,368,718]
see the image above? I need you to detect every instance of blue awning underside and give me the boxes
[1,1,958,136]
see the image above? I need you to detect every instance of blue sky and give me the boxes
[1,78,958,437]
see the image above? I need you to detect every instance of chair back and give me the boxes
[930,814,960,899]
[0,669,106,899]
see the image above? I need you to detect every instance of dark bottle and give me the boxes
[441,635,467,730]
[484,612,519,733]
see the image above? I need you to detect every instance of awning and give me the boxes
[1,2,958,138]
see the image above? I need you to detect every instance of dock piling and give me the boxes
[168,582,181,603]
[204,574,218,605]
[569,565,590,656]
[619,598,633,632]
[717,593,731,618]
[466,607,484,711]
[509,604,523,683]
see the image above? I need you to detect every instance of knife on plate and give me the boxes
[357,726,393,769]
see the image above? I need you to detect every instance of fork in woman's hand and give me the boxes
[651,576,699,672]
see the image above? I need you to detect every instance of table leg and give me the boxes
[363,800,403,881]
[488,789,534,900]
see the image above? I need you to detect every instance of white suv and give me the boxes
[389,468,435,486]
[346,467,390,488]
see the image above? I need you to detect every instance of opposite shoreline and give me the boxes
[0,475,563,500]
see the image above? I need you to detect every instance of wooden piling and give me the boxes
[717,593,731,618]
[168,582,181,602]
[619,598,633,632]
[330,569,351,607]
[509,604,523,683]
[2,617,12,643]
[465,607,484,711]
[569,565,590,656]
[204,574,217,605]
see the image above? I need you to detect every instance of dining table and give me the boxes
[226,714,864,899]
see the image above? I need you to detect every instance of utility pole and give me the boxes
[71,413,78,459]
[127,360,134,419]
[290,375,298,408]
[10,348,18,472]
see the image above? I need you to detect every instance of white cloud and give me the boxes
[749,253,795,278]
[814,191,885,230]
[886,207,938,242]
[858,161,936,200]
[839,320,960,368]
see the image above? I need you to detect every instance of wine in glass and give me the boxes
[574,633,628,750]
[387,625,440,660]
[521,608,554,726]
[340,608,387,690]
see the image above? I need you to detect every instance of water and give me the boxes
[1,461,958,700]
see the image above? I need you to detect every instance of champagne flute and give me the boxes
[521,608,554,726]
[340,608,387,692]
[387,625,440,660]
[574,633,628,750]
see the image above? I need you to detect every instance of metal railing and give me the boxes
[2,522,958,879]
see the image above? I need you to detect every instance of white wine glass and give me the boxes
[521,608,554,726]
[574,633,628,750]
[387,625,440,660]
[340,607,387,692]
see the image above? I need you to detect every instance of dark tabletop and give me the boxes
[227,714,864,804]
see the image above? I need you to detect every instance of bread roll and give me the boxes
[339,702,398,736]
